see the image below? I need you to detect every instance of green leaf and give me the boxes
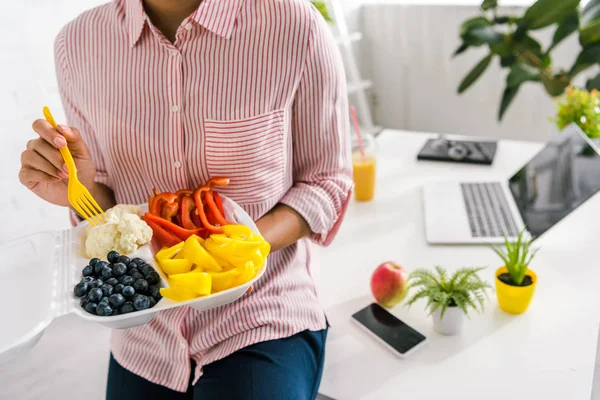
[490,41,513,58]
[498,85,520,121]
[580,1,600,47]
[458,54,493,94]
[460,17,494,46]
[587,73,600,90]
[464,26,504,46]
[310,1,334,23]
[460,16,492,37]
[506,64,541,87]
[569,43,600,77]
[521,0,580,30]
[481,0,498,11]
[493,16,511,24]
[500,55,517,67]
[548,11,580,53]
[453,43,470,57]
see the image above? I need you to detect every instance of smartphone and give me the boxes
[351,303,427,358]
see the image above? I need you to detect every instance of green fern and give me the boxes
[490,229,539,285]
[405,266,492,319]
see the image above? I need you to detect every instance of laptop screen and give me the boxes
[508,124,600,238]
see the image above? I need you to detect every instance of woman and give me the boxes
[19,0,352,398]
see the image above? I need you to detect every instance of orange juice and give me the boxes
[352,152,376,201]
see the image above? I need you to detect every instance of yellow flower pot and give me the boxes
[495,267,537,315]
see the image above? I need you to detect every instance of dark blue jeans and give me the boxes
[106,328,328,400]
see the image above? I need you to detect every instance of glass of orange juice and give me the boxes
[351,133,378,202]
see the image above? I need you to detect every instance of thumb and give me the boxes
[56,125,90,158]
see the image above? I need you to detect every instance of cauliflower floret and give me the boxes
[118,214,153,254]
[85,223,121,259]
[104,204,143,224]
[84,204,153,259]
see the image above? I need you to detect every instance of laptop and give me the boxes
[423,124,600,244]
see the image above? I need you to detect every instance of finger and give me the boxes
[56,125,90,158]
[19,167,62,188]
[21,150,68,179]
[32,119,68,149]
[28,139,67,172]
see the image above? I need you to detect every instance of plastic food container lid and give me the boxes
[0,196,265,364]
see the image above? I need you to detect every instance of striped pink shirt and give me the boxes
[55,0,353,391]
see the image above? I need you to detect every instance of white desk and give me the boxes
[315,130,600,400]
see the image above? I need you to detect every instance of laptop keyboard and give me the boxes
[460,182,519,238]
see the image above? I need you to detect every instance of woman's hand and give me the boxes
[255,204,311,253]
[19,120,98,207]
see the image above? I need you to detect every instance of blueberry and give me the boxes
[99,296,110,305]
[94,260,109,276]
[106,277,119,286]
[114,283,125,294]
[82,265,94,277]
[88,288,103,302]
[111,308,120,316]
[90,279,104,288]
[117,255,130,265]
[80,295,89,307]
[121,276,135,286]
[128,261,139,271]
[133,295,151,311]
[85,302,98,314]
[146,271,160,285]
[133,279,149,293]
[74,282,89,298]
[112,263,127,277]
[131,257,145,265]
[131,272,144,281]
[109,293,126,308]
[107,251,120,263]
[122,286,135,299]
[139,264,150,274]
[149,286,162,301]
[128,268,140,276]
[101,284,114,297]
[148,296,157,308]
[101,266,114,280]
[96,303,113,316]
[120,302,135,314]
[81,276,95,284]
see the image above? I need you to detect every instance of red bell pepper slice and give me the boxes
[179,195,197,230]
[213,192,224,216]
[142,215,182,248]
[191,209,202,228]
[204,190,229,226]
[150,192,178,216]
[207,177,230,188]
[161,200,179,221]
[143,212,207,240]
[193,186,224,234]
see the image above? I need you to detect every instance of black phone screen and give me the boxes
[352,303,426,354]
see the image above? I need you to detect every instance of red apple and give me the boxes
[370,262,409,307]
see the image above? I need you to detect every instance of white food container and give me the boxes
[0,196,265,364]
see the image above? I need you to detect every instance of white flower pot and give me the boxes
[432,306,464,336]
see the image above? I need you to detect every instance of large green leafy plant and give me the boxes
[455,0,600,120]
[405,266,491,318]
[491,230,539,285]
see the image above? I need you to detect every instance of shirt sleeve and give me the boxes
[279,9,354,247]
[54,28,110,226]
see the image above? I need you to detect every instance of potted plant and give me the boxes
[554,87,600,140]
[454,0,600,122]
[491,230,539,314]
[405,266,491,336]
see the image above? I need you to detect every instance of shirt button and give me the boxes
[171,105,179,112]
[170,50,179,56]
[173,161,182,168]
[185,23,193,31]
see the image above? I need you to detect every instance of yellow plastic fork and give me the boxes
[43,106,106,226]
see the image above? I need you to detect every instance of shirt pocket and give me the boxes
[204,109,286,205]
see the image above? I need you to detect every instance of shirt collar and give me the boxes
[126,0,244,47]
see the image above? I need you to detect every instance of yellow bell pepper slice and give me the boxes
[234,262,256,286]
[210,234,232,245]
[182,235,222,272]
[223,224,253,239]
[160,286,198,302]
[156,241,184,261]
[169,272,212,296]
[209,267,244,292]
[158,258,193,276]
